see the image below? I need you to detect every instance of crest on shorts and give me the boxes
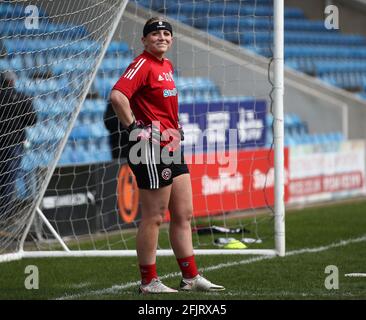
[161,168,172,180]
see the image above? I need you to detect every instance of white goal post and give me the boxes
[0,0,285,263]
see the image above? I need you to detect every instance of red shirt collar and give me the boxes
[143,50,166,64]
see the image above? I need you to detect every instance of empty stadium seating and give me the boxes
[133,0,366,100]
[265,113,344,147]
[0,0,347,174]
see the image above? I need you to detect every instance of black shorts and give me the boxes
[127,141,189,190]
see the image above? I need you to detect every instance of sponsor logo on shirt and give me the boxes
[159,72,174,82]
[163,88,177,98]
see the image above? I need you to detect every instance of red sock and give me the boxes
[139,263,158,285]
[177,255,199,279]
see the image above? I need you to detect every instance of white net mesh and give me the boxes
[0,0,281,258]
[0,0,128,255]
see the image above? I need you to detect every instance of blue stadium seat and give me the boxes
[43,22,89,39]
[90,123,109,139]
[284,46,366,60]
[0,59,10,71]
[4,0,354,164]
[284,134,297,146]
[136,0,280,14]
[285,32,366,46]
[17,77,72,96]
[0,21,86,38]
[236,31,366,47]
[358,92,366,100]
[15,174,29,199]
[163,3,304,19]
[0,57,26,77]
[26,125,52,144]
[97,138,112,162]
[93,77,117,98]
[59,40,102,55]
[154,0,366,105]
[93,99,108,112]
[106,41,130,55]
[99,57,131,75]
[314,61,366,75]
[52,58,95,75]
[265,112,342,147]
[0,2,48,19]
[23,55,36,70]
[58,144,73,165]
[285,60,302,72]
[3,39,101,56]
[69,124,92,140]
[0,3,26,18]
[85,140,99,162]
[329,132,345,142]
[33,98,49,113]
[184,16,330,33]
[320,72,365,90]
[0,21,36,37]
[70,144,88,164]
[21,152,38,171]
[83,99,96,113]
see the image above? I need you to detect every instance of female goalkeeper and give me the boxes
[110,17,225,294]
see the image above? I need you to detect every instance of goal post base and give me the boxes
[0,0,286,264]
[17,249,278,259]
[0,252,24,263]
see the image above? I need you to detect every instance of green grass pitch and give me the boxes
[0,199,366,300]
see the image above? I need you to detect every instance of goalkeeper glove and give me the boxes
[178,123,184,141]
[127,120,160,144]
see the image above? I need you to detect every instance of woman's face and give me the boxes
[142,29,173,58]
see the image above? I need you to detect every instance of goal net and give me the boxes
[0,0,285,262]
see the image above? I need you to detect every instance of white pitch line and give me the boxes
[345,273,366,277]
[69,282,92,289]
[54,234,366,300]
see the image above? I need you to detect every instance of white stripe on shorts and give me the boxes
[151,144,159,189]
[145,143,154,189]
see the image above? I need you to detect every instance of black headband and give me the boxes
[143,20,173,37]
